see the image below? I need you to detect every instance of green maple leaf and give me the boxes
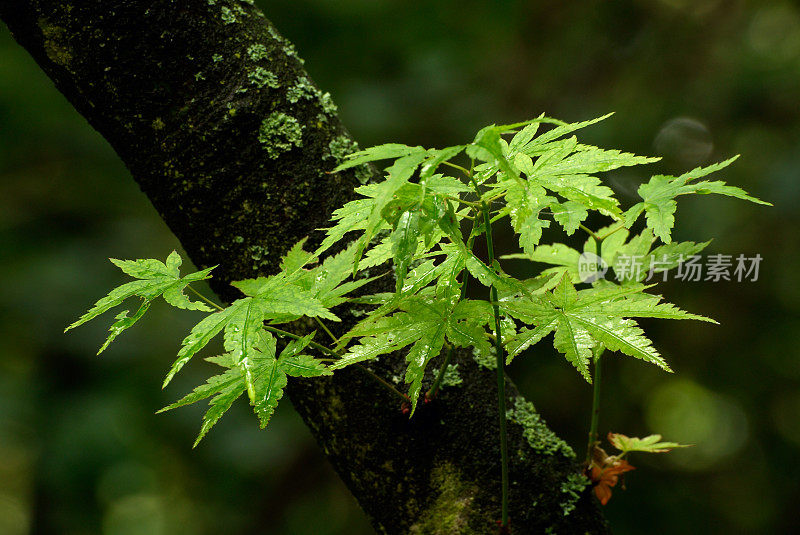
[352,152,431,271]
[317,197,379,253]
[608,432,690,454]
[421,173,471,195]
[231,272,339,321]
[158,365,246,447]
[509,120,657,218]
[223,300,274,403]
[251,348,287,430]
[164,272,339,388]
[597,226,711,283]
[333,143,425,171]
[276,332,331,378]
[163,300,245,387]
[97,302,151,353]
[281,241,378,310]
[158,323,289,445]
[550,200,589,235]
[502,276,712,379]
[334,295,493,414]
[380,186,447,290]
[516,114,614,155]
[65,251,214,353]
[280,237,315,273]
[501,181,553,255]
[162,240,343,388]
[629,156,771,243]
[348,249,467,327]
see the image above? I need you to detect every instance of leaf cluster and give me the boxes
[67,114,768,444]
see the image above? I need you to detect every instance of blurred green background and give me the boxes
[1,1,798,533]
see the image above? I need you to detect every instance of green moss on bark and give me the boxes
[409,464,479,535]
[506,396,575,459]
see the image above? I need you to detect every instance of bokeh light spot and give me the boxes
[103,494,167,535]
[771,391,800,447]
[654,117,713,166]
[645,379,748,470]
[0,494,29,535]
[747,5,800,63]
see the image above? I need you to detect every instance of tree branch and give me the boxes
[0,2,609,532]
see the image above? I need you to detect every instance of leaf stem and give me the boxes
[596,221,626,241]
[266,323,409,403]
[263,325,338,358]
[477,183,510,529]
[441,160,472,177]
[186,285,225,311]
[578,223,601,242]
[355,363,410,402]
[314,317,339,344]
[425,216,478,401]
[586,347,605,465]
[426,345,455,401]
[443,194,482,208]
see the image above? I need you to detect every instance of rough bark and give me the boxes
[1,2,610,533]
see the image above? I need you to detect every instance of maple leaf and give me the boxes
[501,276,712,377]
[159,326,332,445]
[511,128,657,218]
[607,432,690,454]
[65,251,214,353]
[332,297,450,413]
[381,186,448,290]
[499,180,553,255]
[333,295,493,414]
[590,458,636,505]
[158,326,281,446]
[627,156,771,243]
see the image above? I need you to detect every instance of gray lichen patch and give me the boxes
[319,91,338,114]
[506,396,575,459]
[472,346,497,370]
[409,464,479,535]
[38,18,72,68]
[246,43,269,62]
[287,77,338,116]
[431,364,463,388]
[559,472,590,517]
[220,6,236,24]
[246,244,269,270]
[326,135,358,160]
[248,66,278,88]
[287,76,319,104]
[257,112,303,159]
